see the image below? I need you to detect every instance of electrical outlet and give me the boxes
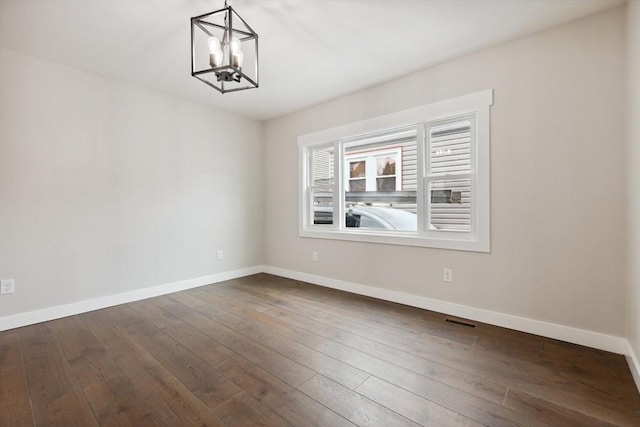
[1,279,15,295]
[443,268,453,283]
[312,251,318,262]
[217,250,224,261]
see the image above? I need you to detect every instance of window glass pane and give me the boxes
[429,121,471,176]
[350,161,366,178]
[343,129,417,231]
[312,189,333,225]
[349,179,366,192]
[430,189,463,204]
[429,179,471,232]
[345,205,416,231]
[312,146,334,186]
[376,177,396,192]
[377,156,396,176]
[345,211,361,227]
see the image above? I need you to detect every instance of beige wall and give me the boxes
[264,7,627,336]
[0,47,264,318]
[627,0,640,360]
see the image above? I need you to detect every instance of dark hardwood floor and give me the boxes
[1,273,639,426]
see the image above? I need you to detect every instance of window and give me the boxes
[299,89,492,252]
[346,148,402,193]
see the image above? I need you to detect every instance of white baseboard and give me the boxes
[263,266,629,355]
[626,341,640,394]
[0,265,264,332]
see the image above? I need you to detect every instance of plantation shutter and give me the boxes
[309,145,335,225]
[311,146,334,187]
[427,119,473,232]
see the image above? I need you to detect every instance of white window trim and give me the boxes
[298,89,493,253]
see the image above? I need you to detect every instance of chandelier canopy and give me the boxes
[191,1,259,93]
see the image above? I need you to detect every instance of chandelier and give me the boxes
[191,1,259,93]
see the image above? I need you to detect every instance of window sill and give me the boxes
[300,228,490,253]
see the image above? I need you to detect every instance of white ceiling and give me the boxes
[0,0,625,121]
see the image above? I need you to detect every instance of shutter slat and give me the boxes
[428,121,472,231]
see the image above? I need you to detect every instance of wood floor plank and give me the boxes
[81,311,226,426]
[166,290,209,308]
[202,279,491,381]
[261,387,357,427]
[212,349,356,427]
[190,287,272,314]
[473,332,639,400]
[127,298,183,330]
[220,280,476,360]
[161,321,232,368]
[214,354,295,406]
[47,316,116,387]
[188,300,371,390]
[80,377,158,427]
[503,388,620,427]
[539,339,639,392]
[298,374,420,427]
[197,289,506,402]
[364,356,553,427]
[283,281,482,345]
[213,391,292,427]
[47,316,159,426]
[0,332,34,427]
[215,353,357,427]
[222,286,509,403]
[159,300,316,387]
[258,309,507,403]
[19,324,99,427]
[356,376,484,427]
[508,383,640,426]
[122,318,243,411]
[236,276,470,344]
[279,288,472,350]
[157,303,357,427]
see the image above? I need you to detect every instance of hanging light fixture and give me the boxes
[191,0,259,93]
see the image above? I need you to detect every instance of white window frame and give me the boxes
[298,89,493,252]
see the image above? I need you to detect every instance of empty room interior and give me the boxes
[2,0,640,425]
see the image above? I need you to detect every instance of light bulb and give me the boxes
[232,50,244,68]
[208,36,221,54]
[207,36,223,68]
[230,37,241,53]
[229,37,244,68]
[210,50,223,68]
